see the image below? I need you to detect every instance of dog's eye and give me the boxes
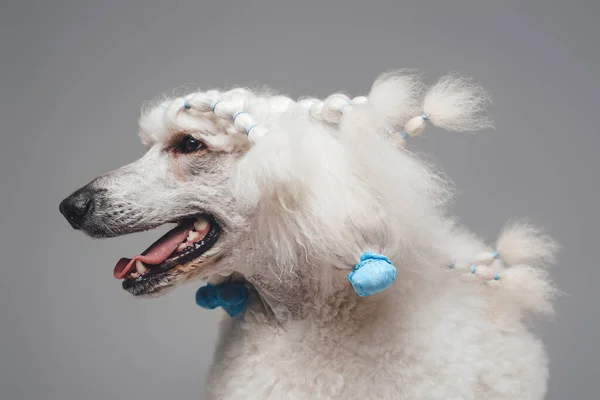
[179,135,203,153]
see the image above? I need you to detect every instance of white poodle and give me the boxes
[60,71,558,399]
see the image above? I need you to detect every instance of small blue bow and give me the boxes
[348,252,397,297]
[195,283,249,317]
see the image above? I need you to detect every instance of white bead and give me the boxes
[451,260,470,272]
[340,105,353,114]
[213,100,243,119]
[403,115,427,137]
[308,102,325,121]
[322,94,349,124]
[474,266,496,281]
[472,252,497,266]
[352,96,368,105]
[233,113,256,132]
[248,125,268,143]
[193,95,215,111]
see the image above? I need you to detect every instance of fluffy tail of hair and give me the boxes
[399,73,493,142]
[496,221,559,268]
[495,265,557,315]
[450,221,559,315]
[367,70,424,127]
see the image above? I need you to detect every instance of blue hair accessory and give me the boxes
[195,283,249,317]
[494,272,501,281]
[492,250,499,259]
[422,113,428,121]
[183,100,191,110]
[211,100,222,112]
[348,252,397,297]
[401,130,409,140]
[470,264,477,274]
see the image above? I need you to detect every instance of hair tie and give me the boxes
[183,100,191,110]
[211,100,222,112]
[348,252,397,297]
[422,113,428,121]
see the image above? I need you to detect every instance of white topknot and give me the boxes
[494,265,558,315]
[496,221,559,268]
[422,73,493,132]
[367,71,424,126]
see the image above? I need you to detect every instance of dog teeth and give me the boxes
[177,242,188,252]
[194,218,209,232]
[187,230,202,242]
[130,272,140,279]
[135,260,148,274]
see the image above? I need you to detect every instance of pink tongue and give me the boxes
[113,222,195,279]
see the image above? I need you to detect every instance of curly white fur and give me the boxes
[497,221,559,267]
[423,73,493,131]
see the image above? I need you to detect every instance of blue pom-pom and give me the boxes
[348,252,397,297]
[195,283,249,318]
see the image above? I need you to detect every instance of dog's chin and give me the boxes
[123,245,226,297]
[122,260,202,297]
[123,270,181,297]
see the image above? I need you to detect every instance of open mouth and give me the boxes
[114,215,220,291]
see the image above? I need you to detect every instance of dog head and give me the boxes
[60,73,490,305]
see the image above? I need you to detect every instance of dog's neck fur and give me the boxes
[238,241,437,326]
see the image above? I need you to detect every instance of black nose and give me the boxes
[59,188,94,229]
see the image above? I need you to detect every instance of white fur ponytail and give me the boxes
[447,221,558,316]
[367,71,424,127]
[492,265,557,315]
[401,74,492,139]
[496,222,558,268]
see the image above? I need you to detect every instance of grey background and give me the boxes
[1,1,598,399]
